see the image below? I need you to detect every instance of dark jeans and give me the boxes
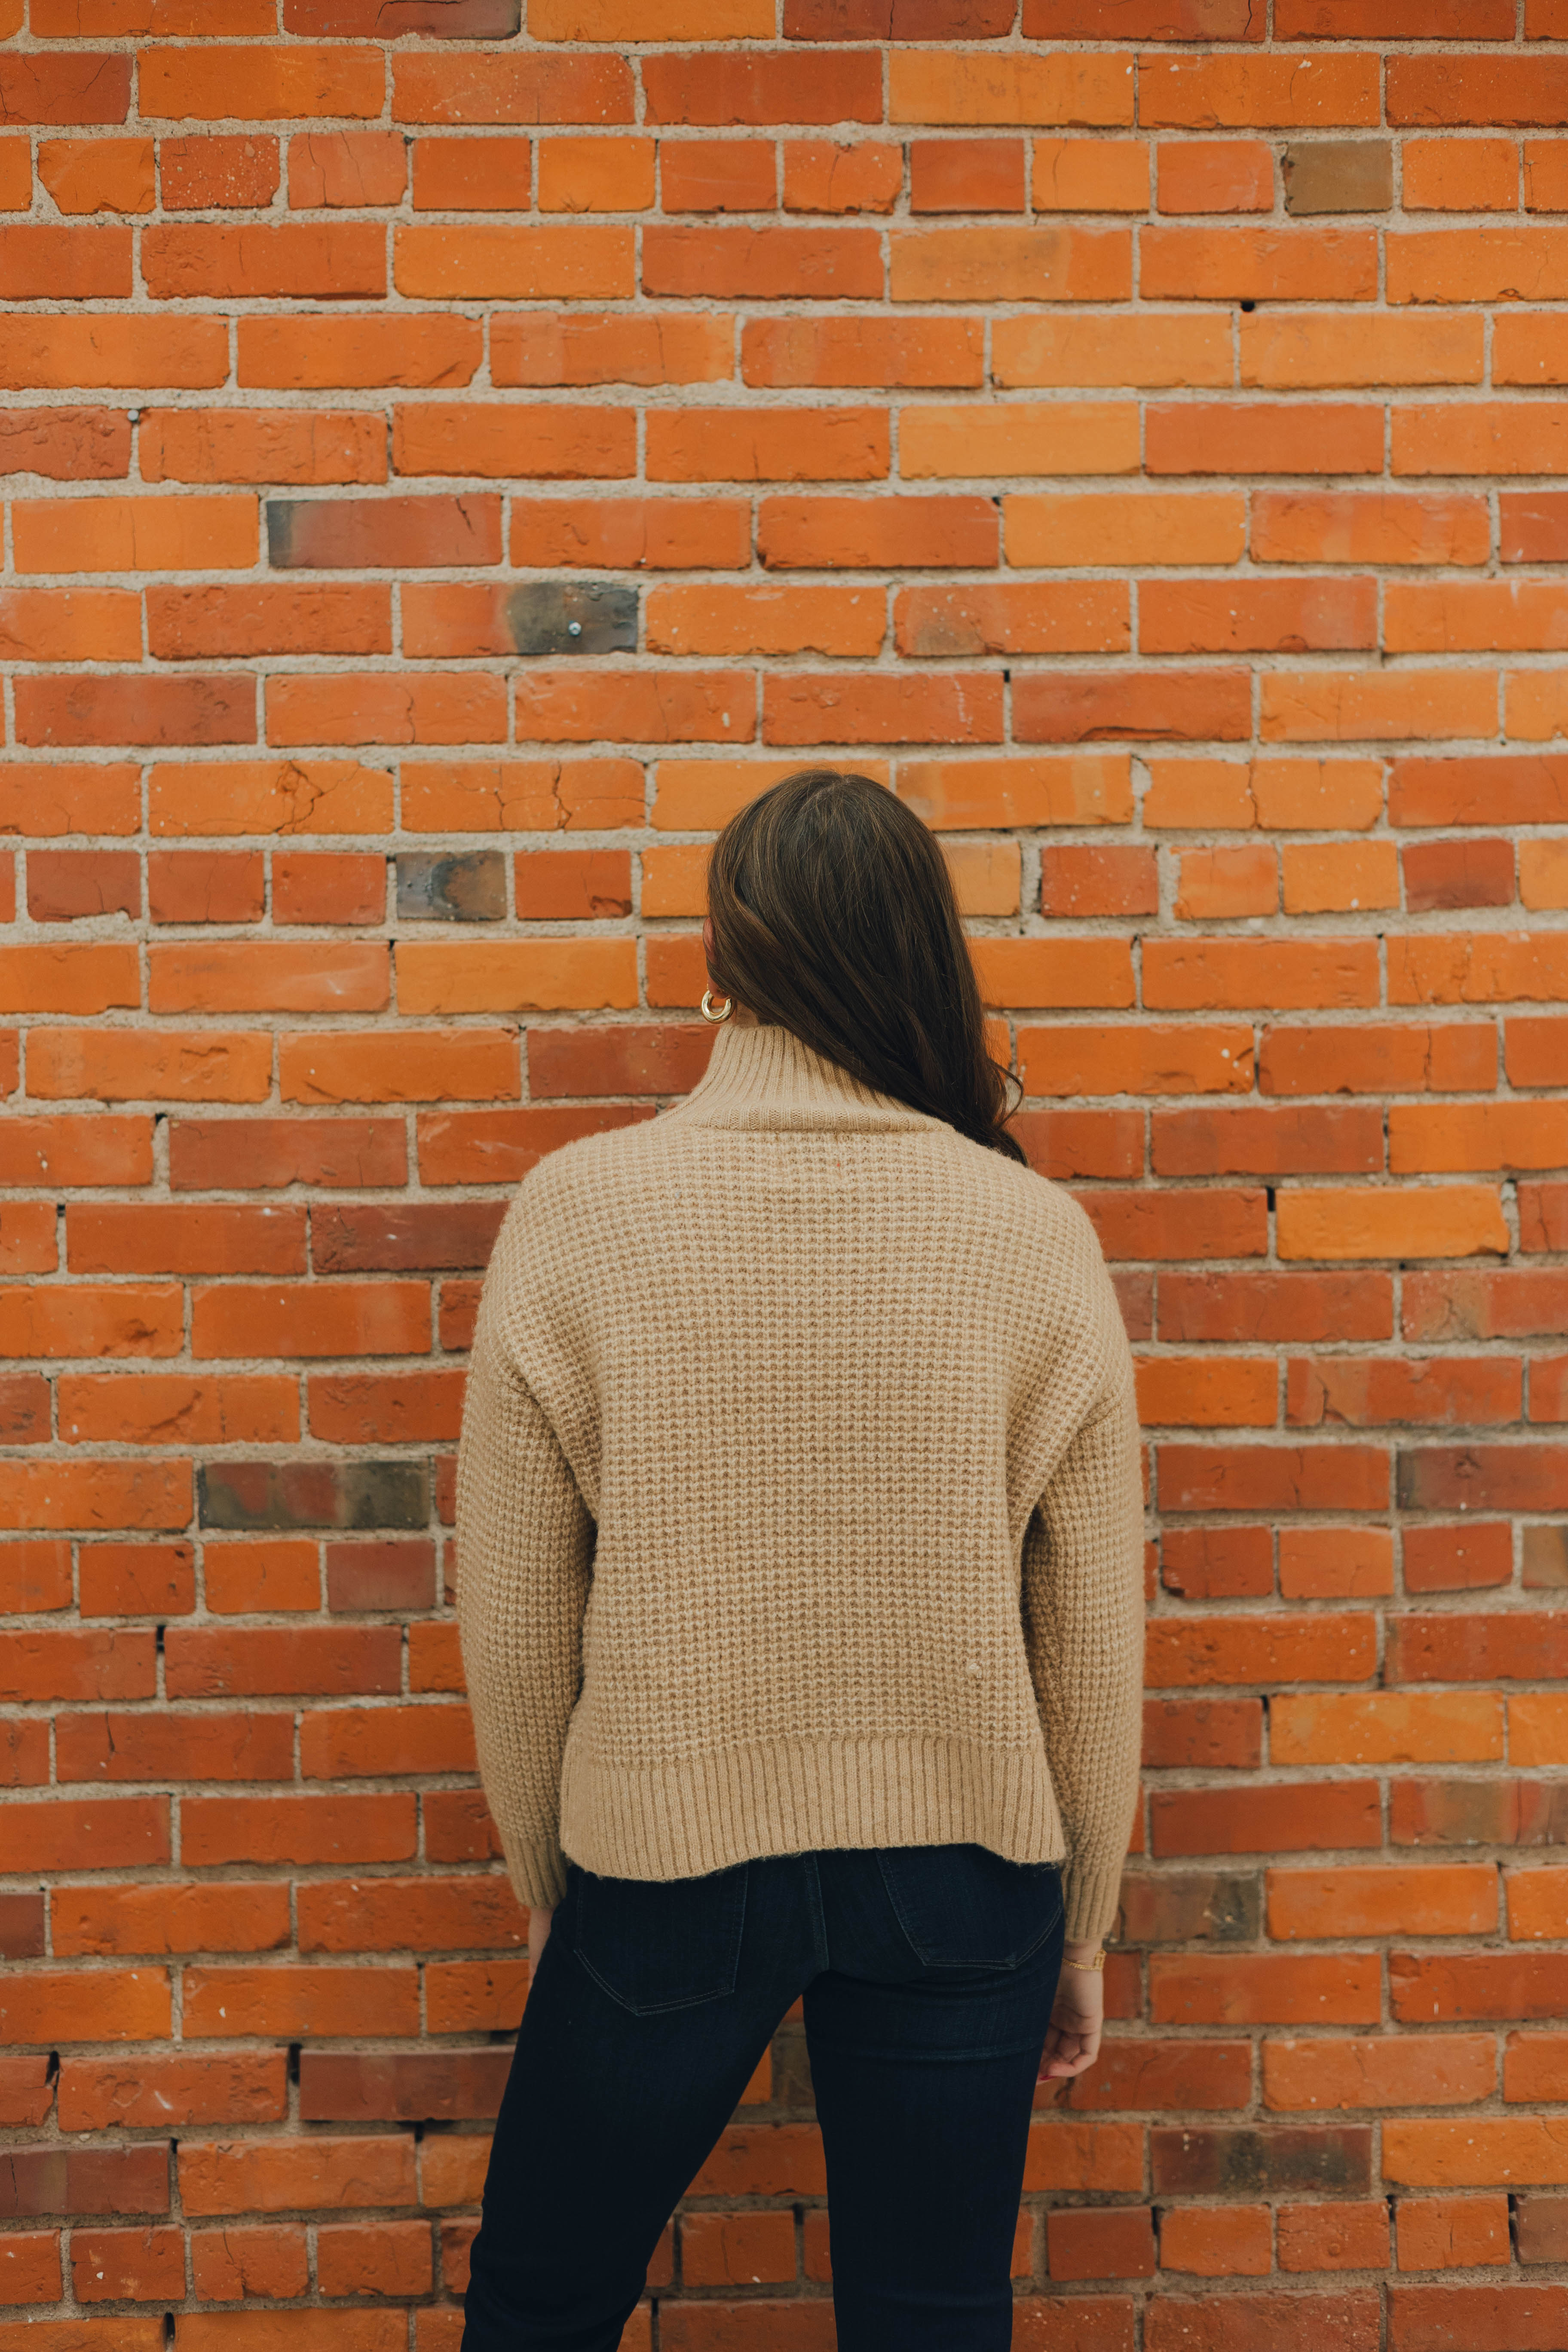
[460,1842,1065,2352]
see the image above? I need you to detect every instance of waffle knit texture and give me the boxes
[455,1020,1146,1946]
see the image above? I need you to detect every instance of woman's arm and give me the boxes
[1021,1381,1146,1951]
[455,1301,594,1914]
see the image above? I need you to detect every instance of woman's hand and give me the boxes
[1039,1942,1104,2080]
[529,1905,555,1970]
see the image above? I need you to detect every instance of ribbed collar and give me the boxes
[667,1020,948,1136]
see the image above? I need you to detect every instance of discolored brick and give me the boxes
[396,851,508,924]
[1283,141,1393,215]
[198,1460,430,1533]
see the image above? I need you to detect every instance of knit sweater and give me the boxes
[455,1019,1145,1946]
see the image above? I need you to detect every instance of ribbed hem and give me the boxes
[1062,1856,1127,1948]
[558,1734,1068,1884]
[498,1825,568,1913]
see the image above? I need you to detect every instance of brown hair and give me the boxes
[704,767,1026,1164]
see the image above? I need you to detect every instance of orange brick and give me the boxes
[396,940,638,1015]
[1403,136,1518,210]
[910,137,1026,214]
[994,312,1230,388]
[889,223,1130,302]
[1240,311,1484,389]
[899,582,1127,656]
[143,222,385,300]
[394,223,633,300]
[393,52,633,129]
[530,0,771,31]
[140,44,384,122]
[1032,138,1148,212]
[1253,488,1490,566]
[1157,140,1273,213]
[27,1028,273,1104]
[1277,1185,1508,1261]
[141,409,383,487]
[266,674,507,749]
[238,313,482,390]
[1260,670,1498,743]
[1006,493,1245,567]
[494,311,732,387]
[782,140,902,214]
[646,585,884,658]
[1148,400,1383,475]
[1277,2202,1389,2274]
[401,759,643,834]
[887,51,1134,130]
[1524,139,1568,211]
[1395,399,1568,475]
[38,137,155,215]
[288,129,406,209]
[1174,847,1277,922]
[901,401,1137,479]
[1160,2206,1272,2277]
[512,496,750,569]
[661,137,775,213]
[0,138,30,211]
[1396,2195,1510,2272]
[394,401,634,481]
[1265,2034,1496,2113]
[538,135,657,212]
[647,406,888,482]
[1281,841,1400,914]
[13,493,256,574]
[161,133,280,211]
[1390,229,1568,308]
[1268,1863,1498,1940]
[1140,55,1381,129]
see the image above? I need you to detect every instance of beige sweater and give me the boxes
[455,1020,1145,1946]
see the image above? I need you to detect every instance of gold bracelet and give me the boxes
[1062,1949,1106,1972]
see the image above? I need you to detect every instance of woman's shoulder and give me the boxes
[947,1124,1106,1258]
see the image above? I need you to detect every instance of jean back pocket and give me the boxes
[571,1860,749,2015]
[877,1843,1061,1971]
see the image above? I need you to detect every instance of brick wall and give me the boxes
[1,0,1566,2344]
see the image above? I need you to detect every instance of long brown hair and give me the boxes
[704,768,1026,1164]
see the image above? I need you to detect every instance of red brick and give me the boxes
[161,134,279,210]
[1148,401,1384,475]
[643,52,880,126]
[190,2224,307,2301]
[1048,2208,1156,2282]
[56,1708,294,1785]
[760,494,996,568]
[1278,2201,1389,2274]
[16,674,256,751]
[0,2229,60,2302]
[0,410,131,483]
[267,494,501,570]
[1158,138,1273,213]
[77,1540,197,1615]
[492,309,730,387]
[289,129,406,208]
[1016,670,1252,745]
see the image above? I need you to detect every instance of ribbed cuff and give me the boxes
[500,1826,568,1913]
[1062,1856,1125,1948]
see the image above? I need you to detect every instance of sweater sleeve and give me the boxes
[1021,1378,1146,1947]
[455,1288,594,1912]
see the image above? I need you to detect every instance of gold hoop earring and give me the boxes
[700,989,733,1025]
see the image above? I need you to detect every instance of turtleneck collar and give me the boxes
[665,1020,949,1136]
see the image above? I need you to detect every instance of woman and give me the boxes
[455,768,1145,2349]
